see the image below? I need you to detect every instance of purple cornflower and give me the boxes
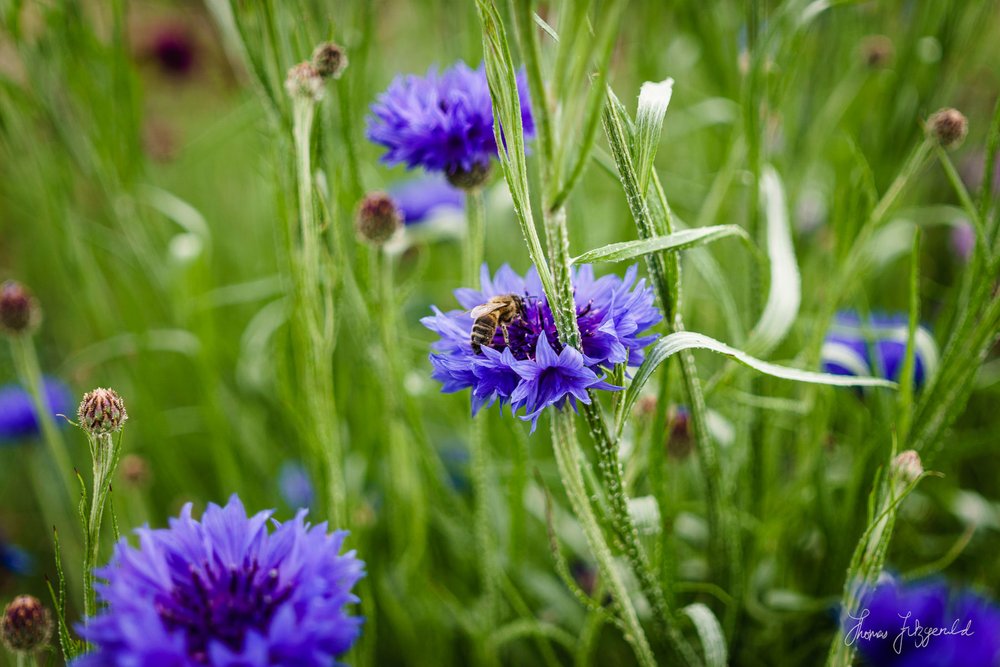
[278,461,314,510]
[367,62,534,185]
[75,495,364,667]
[389,176,465,225]
[821,313,937,388]
[844,575,1000,666]
[421,264,661,431]
[0,378,73,444]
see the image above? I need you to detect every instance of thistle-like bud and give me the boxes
[891,449,924,485]
[0,281,40,336]
[355,192,402,246]
[1,595,51,653]
[666,406,694,460]
[927,108,968,150]
[78,388,128,435]
[446,162,492,191]
[284,62,324,102]
[311,42,347,80]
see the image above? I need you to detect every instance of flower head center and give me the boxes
[156,558,292,662]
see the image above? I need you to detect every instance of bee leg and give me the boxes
[501,324,511,348]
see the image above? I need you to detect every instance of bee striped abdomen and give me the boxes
[471,317,498,354]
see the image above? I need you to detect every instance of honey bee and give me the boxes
[470,294,527,354]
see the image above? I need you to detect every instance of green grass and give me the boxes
[1,0,999,665]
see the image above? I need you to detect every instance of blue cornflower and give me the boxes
[367,61,534,186]
[277,461,314,510]
[0,536,33,577]
[421,264,661,431]
[0,378,73,444]
[75,495,364,667]
[389,176,464,225]
[844,575,1000,666]
[821,313,938,388]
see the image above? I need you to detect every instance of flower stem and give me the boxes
[291,94,346,526]
[550,411,657,667]
[83,432,122,621]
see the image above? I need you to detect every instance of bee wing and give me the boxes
[470,302,505,318]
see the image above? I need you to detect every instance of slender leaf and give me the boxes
[634,77,673,196]
[682,603,728,667]
[572,225,748,265]
[746,166,800,355]
[617,331,896,435]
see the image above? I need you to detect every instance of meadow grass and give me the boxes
[1,1,999,665]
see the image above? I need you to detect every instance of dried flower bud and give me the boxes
[311,42,347,80]
[119,454,151,488]
[927,108,968,149]
[355,192,402,246]
[0,281,40,336]
[891,450,923,485]
[78,388,128,435]
[1,595,51,653]
[860,35,893,69]
[633,395,658,419]
[284,62,324,102]
[446,162,492,191]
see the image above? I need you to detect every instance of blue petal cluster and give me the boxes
[0,378,73,444]
[367,62,534,178]
[845,576,1000,666]
[422,264,661,431]
[389,177,464,225]
[0,536,33,577]
[821,313,937,388]
[75,495,364,667]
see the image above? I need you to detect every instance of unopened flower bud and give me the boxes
[860,35,893,69]
[311,42,347,80]
[446,162,492,191]
[355,192,402,246]
[119,454,150,488]
[1,595,51,653]
[78,388,128,435]
[0,281,40,336]
[666,406,694,460]
[927,108,968,149]
[285,62,324,102]
[892,449,923,485]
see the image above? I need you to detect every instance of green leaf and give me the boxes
[746,166,800,355]
[682,603,728,667]
[571,225,748,265]
[634,77,673,196]
[617,331,896,434]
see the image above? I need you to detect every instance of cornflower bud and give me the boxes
[285,62,324,102]
[891,450,924,486]
[78,388,128,435]
[927,108,968,149]
[355,192,402,246]
[0,281,40,336]
[1,595,51,653]
[311,42,347,80]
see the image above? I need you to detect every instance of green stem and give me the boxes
[550,412,657,667]
[9,336,74,489]
[464,187,487,286]
[84,431,122,621]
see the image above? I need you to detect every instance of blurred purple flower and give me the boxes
[367,62,534,180]
[389,177,464,225]
[421,264,660,431]
[0,535,33,578]
[75,495,364,667]
[150,26,196,77]
[278,462,314,510]
[950,222,975,262]
[0,378,73,444]
[822,313,937,388]
[844,575,1000,666]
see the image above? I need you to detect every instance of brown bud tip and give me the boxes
[311,42,347,80]
[892,449,924,485]
[78,387,128,435]
[1,595,52,653]
[284,62,324,102]
[120,454,151,488]
[446,162,492,191]
[666,406,694,461]
[860,35,893,69]
[355,192,402,245]
[927,108,968,149]
[0,281,40,335]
